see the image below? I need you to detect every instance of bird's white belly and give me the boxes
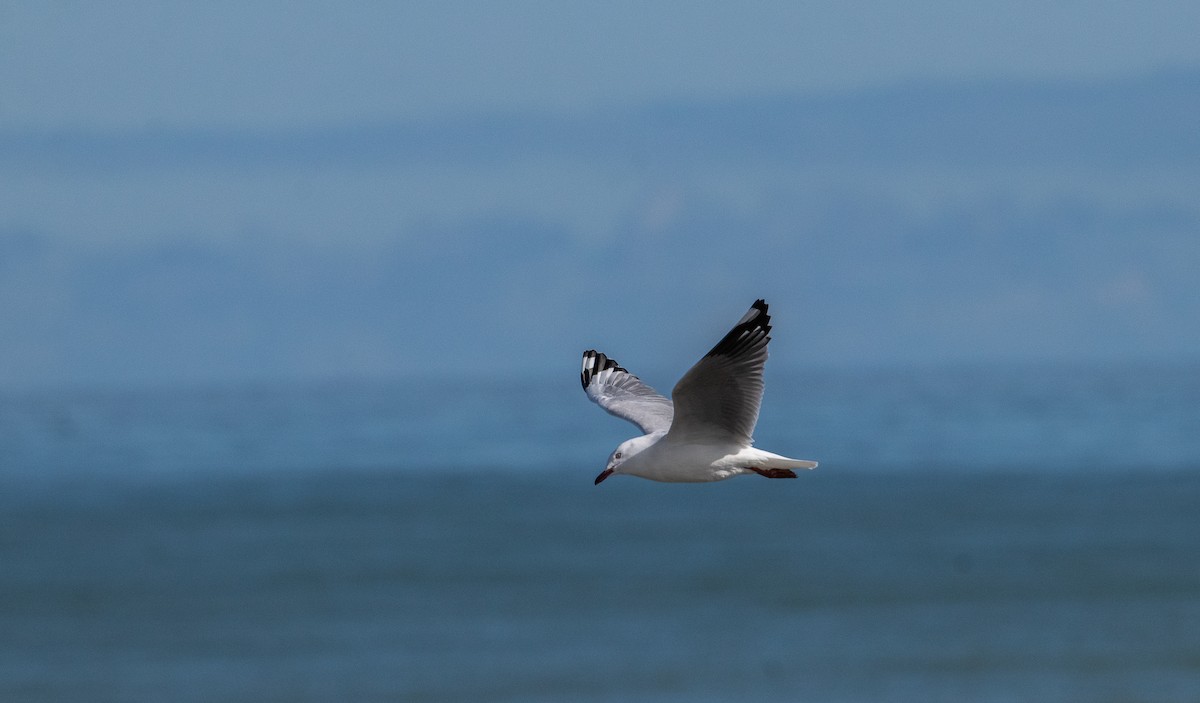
[627,441,751,483]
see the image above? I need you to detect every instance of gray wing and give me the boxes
[667,299,771,445]
[581,350,674,434]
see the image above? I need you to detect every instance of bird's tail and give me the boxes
[753,449,818,471]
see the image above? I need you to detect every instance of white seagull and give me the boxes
[582,299,818,484]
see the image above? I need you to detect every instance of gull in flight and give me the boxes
[581,299,818,484]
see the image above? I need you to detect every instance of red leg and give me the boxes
[747,467,797,479]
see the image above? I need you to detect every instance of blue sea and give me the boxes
[2,362,1199,702]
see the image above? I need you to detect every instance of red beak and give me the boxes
[594,468,614,485]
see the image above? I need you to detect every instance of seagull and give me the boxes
[581,299,818,484]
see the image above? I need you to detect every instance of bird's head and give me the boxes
[594,435,653,485]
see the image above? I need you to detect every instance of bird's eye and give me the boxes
[614,452,622,459]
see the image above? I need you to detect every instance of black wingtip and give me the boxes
[581,349,628,389]
[704,300,772,359]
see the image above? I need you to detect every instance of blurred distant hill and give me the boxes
[6,68,1199,169]
[2,69,1198,386]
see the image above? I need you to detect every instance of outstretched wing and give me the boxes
[668,299,771,445]
[581,350,674,434]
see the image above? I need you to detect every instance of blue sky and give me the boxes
[2,2,1199,387]
[5,2,1200,130]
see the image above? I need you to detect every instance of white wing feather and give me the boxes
[581,350,674,434]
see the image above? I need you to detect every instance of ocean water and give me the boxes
[2,362,1199,702]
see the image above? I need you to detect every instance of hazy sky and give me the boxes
[4,1,1200,130]
[3,2,1199,386]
